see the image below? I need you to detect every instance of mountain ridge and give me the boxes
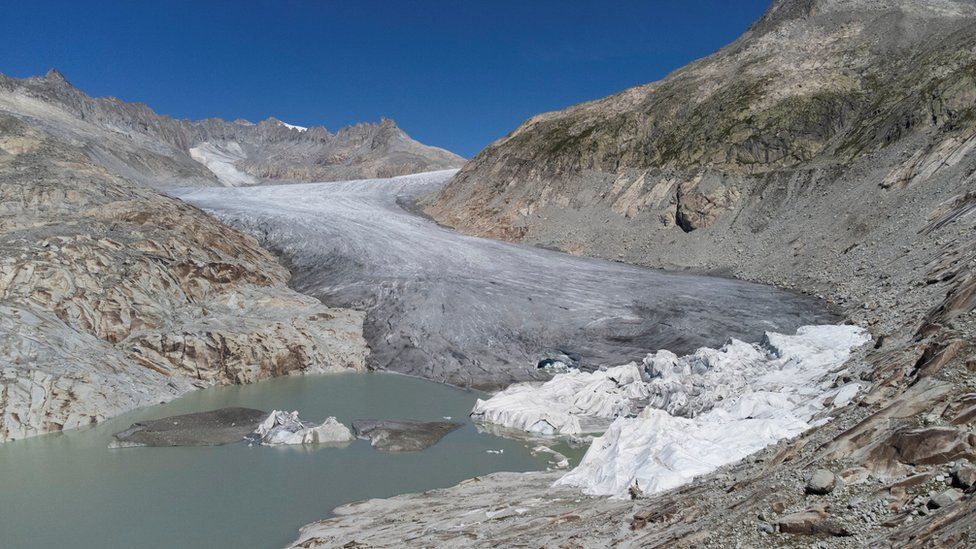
[0,69,464,187]
[403,1,976,543]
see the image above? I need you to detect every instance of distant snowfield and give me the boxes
[171,170,835,390]
[188,141,256,186]
[475,324,870,497]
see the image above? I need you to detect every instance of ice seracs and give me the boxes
[470,324,870,498]
[555,324,870,497]
[253,410,355,445]
[470,364,649,435]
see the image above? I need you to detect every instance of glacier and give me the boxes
[471,324,870,498]
[470,364,649,436]
[172,170,835,390]
[188,141,257,186]
[253,410,355,446]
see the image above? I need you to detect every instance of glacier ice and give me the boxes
[188,141,257,186]
[470,363,649,436]
[253,410,355,445]
[471,324,870,498]
[556,324,869,497]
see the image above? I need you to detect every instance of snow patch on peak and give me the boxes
[279,121,307,132]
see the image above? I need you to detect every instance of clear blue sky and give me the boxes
[1,0,771,158]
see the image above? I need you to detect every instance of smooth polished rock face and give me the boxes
[175,171,834,391]
[352,419,463,452]
[110,407,268,447]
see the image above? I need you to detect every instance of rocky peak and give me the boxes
[0,70,464,185]
[750,0,976,35]
[43,68,69,85]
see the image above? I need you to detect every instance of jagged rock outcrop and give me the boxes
[0,70,463,188]
[0,114,368,441]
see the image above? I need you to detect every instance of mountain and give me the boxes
[0,70,464,188]
[426,0,975,245]
[0,103,368,441]
[378,0,976,545]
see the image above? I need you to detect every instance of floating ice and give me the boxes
[253,410,355,445]
[554,324,870,497]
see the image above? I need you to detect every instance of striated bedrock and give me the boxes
[0,116,368,442]
[0,70,464,188]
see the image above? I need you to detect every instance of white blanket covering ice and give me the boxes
[556,324,870,497]
[470,324,870,498]
[253,410,355,445]
[470,363,649,435]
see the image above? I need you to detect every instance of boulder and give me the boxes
[927,489,963,509]
[951,464,976,490]
[775,507,851,537]
[911,340,968,379]
[806,469,837,495]
[862,426,976,475]
[838,467,870,486]
[352,419,462,452]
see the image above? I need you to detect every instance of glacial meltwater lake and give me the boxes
[0,372,580,549]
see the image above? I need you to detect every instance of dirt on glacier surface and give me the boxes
[172,170,835,390]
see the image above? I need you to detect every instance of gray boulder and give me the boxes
[806,469,838,495]
[927,488,964,509]
[951,464,976,490]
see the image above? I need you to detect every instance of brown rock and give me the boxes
[912,340,968,379]
[888,473,934,491]
[951,394,976,425]
[839,467,871,486]
[924,275,976,327]
[863,427,976,475]
[674,178,740,232]
[823,379,954,470]
[776,508,851,537]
